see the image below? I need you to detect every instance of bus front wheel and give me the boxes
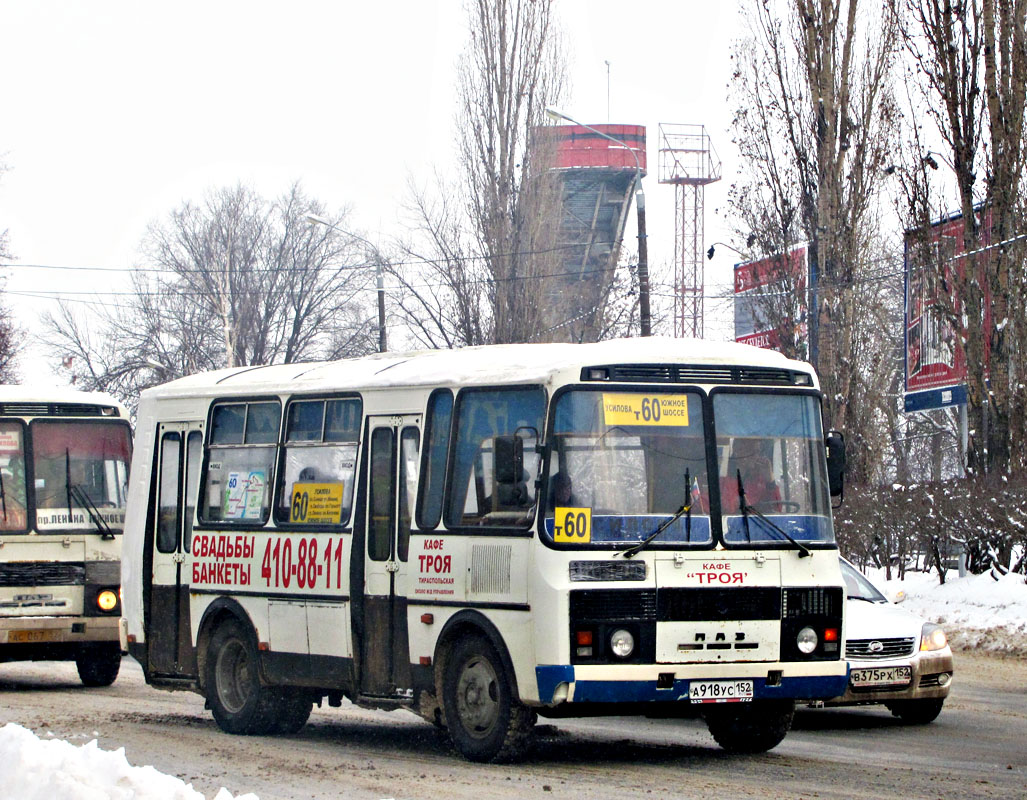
[76,644,121,687]
[441,635,535,763]
[704,699,794,753]
[205,619,279,735]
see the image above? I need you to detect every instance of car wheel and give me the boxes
[704,699,795,753]
[205,619,278,735]
[76,645,121,687]
[442,635,535,763]
[886,697,944,724]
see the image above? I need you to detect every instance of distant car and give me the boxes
[822,558,953,723]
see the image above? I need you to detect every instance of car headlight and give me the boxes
[610,628,635,658]
[797,626,818,654]
[920,623,948,651]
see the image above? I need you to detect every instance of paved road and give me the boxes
[1,651,1023,799]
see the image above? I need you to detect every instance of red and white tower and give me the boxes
[659,124,721,339]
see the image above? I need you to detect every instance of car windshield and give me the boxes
[713,392,835,544]
[840,559,888,602]
[543,389,712,546]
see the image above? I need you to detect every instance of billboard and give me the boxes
[733,244,809,356]
[903,206,991,413]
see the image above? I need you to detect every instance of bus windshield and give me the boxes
[543,389,712,546]
[713,392,834,544]
[31,420,132,533]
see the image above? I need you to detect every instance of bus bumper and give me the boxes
[0,615,123,660]
[536,662,849,705]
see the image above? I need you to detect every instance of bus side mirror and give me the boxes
[493,435,524,484]
[826,431,845,498]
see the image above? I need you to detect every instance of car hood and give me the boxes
[844,598,925,641]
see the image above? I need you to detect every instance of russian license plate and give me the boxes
[7,629,59,644]
[850,665,912,688]
[689,679,754,703]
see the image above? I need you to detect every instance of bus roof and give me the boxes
[141,337,816,401]
[0,384,128,415]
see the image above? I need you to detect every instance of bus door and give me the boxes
[149,422,203,675]
[360,415,420,697]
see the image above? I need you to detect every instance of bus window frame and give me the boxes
[537,383,718,552]
[442,384,546,536]
[26,417,133,536]
[707,385,837,551]
[273,393,363,533]
[197,396,282,530]
[415,388,454,531]
[0,417,29,534]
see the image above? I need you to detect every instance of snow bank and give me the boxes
[873,567,1027,657]
[0,723,258,800]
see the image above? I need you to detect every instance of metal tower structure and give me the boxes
[659,124,721,339]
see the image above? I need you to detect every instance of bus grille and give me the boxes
[0,402,115,417]
[581,364,803,386]
[0,562,86,587]
[783,587,842,618]
[658,587,781,621]
[846,637,916,659]
[570,589,657,621]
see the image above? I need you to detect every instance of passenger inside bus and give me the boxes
[548,472,578,509]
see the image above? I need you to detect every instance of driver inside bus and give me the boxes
[720,439,781,511]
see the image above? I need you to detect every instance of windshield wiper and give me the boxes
[622,469,692,559]
[69,484,116,540]
[0,465,7,521]
[735,470,810,558]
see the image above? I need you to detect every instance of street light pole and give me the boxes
[545,107,651,336]
[305,213,387,353]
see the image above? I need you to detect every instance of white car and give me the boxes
[823,559,953,723]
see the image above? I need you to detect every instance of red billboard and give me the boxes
[903,206,991,412]
[733,244,808,355]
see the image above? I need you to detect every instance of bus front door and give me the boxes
[360,416,420,697]
[149,423,203,676]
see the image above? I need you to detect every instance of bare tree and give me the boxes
[42,183,376,403]
[390,0,568,347]
[729,0,901,484]
[895,0,1027,476]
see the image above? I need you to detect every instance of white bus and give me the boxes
[0,386,132,686]
[123,337,848,761]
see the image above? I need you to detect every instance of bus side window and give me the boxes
[444,387,545,529]
[275,397,361,526]
[201,401,281,525]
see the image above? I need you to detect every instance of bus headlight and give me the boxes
[796,626,818,654]
[610,629,635,658]
[96,590,119,613]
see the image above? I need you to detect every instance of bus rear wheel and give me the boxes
[205,619,278,735]
[442,635,535,763]
[76,644,121,687]
[704,699,794,753]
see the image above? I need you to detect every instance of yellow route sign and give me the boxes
[602,393,689,427]
[291,482,343,524]
[553,506,592,543]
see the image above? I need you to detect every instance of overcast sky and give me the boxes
[0,0,744,383]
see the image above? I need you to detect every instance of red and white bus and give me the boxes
[0,386,132,685]
[123,338,848,761]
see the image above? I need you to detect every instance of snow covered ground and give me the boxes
[874,566,1027,657]
[0,722,258,800]
[3,568,1023,800]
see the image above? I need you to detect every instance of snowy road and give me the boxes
[1,653,1024,800]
